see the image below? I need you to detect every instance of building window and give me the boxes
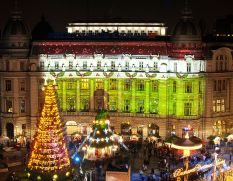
[185,82,192,93]
[139,62,143,70]
[5,80,12,91]
[222,80,226,90]
[81,98,89,111]
[221,99,225,112]
[125,62,129,70]
[6,100,13,113]
[153,62,158,71]
[97,61,101,70]
[55,61,59,69]
[218,80,221,91]
[124,79,131,91]
[67,97,75,112]
[83,61,87,69]
[20,99,26,113]
[173,81,176,93]
[40,61,44,70]
[187,63,191,72]
[95,79,103,89]
[20,81,25,91]
[111,61,115,70]
[213,99,225,113]
[109,99,117,112]
[174,62,177,72]
[137,100,144,113]
[124,100,130,112]
[20,62,25,71]
[137,80,144,91]
[184,102,192,116]
[213,100,216,112]
[109,79,117,90]
[214,80,217,91]
[151,80,158,92]
[150,99,158,113]
[67,80,74,89]
[81,79,89,90]
[213,120,226,136]
[69,61,73,69]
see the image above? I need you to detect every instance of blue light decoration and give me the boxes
[72,154,81,164]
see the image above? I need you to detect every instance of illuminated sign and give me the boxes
[173,159,225,178]
[173,164,201,178]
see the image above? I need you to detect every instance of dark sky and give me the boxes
[0,0,232,33]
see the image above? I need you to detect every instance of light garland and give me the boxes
[28,84,70,173]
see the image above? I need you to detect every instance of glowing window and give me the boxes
[67,80,75,89]
[109,79,117,90]
[124,79,131,91]
[6,100,13,113]
[67,97,75,112]
[124,100,130,112]
[185,82,192,93]
[20,99,26,113]
[137,80,144,91]
[81,79,89,90]
[184,102,192,116]
[151,80,158,92]
[95,79,103,89]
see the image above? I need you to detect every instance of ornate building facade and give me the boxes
[0,1,232,140]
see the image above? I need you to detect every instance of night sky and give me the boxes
[0,0,232,34]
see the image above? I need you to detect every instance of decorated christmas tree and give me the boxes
[84,110,119,160]
[27,84,71,180]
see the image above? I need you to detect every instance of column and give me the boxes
[117,79,122,112]
[145,80,150,113]
[29,77,39,138]
[104,79,108,110]
[131,79,136,113]
[158,80,167,115]
[76,79,81,111]
[13,78,19,115]
[90,79,95,111]
[62,80,67,111]
[226,79,230,112]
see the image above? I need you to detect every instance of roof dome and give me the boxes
[173,21,198,36]
[32,16,54,40]
[0,0,30,56]
[2,13,30,37]
[173,0,200,37]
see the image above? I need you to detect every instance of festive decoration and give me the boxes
[27,84,70,180]
[83,110,119,160]
[76,71,92,77]
[50,70,65,78]
[171,128,202,181]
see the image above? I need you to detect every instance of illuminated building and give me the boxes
[0,0,232,140]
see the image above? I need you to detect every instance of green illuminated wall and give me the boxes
[55,77,204,118]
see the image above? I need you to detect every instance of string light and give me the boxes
[28,84,70,174]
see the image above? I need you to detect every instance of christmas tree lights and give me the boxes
[27,84,70,179]
[84,110,119,160]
